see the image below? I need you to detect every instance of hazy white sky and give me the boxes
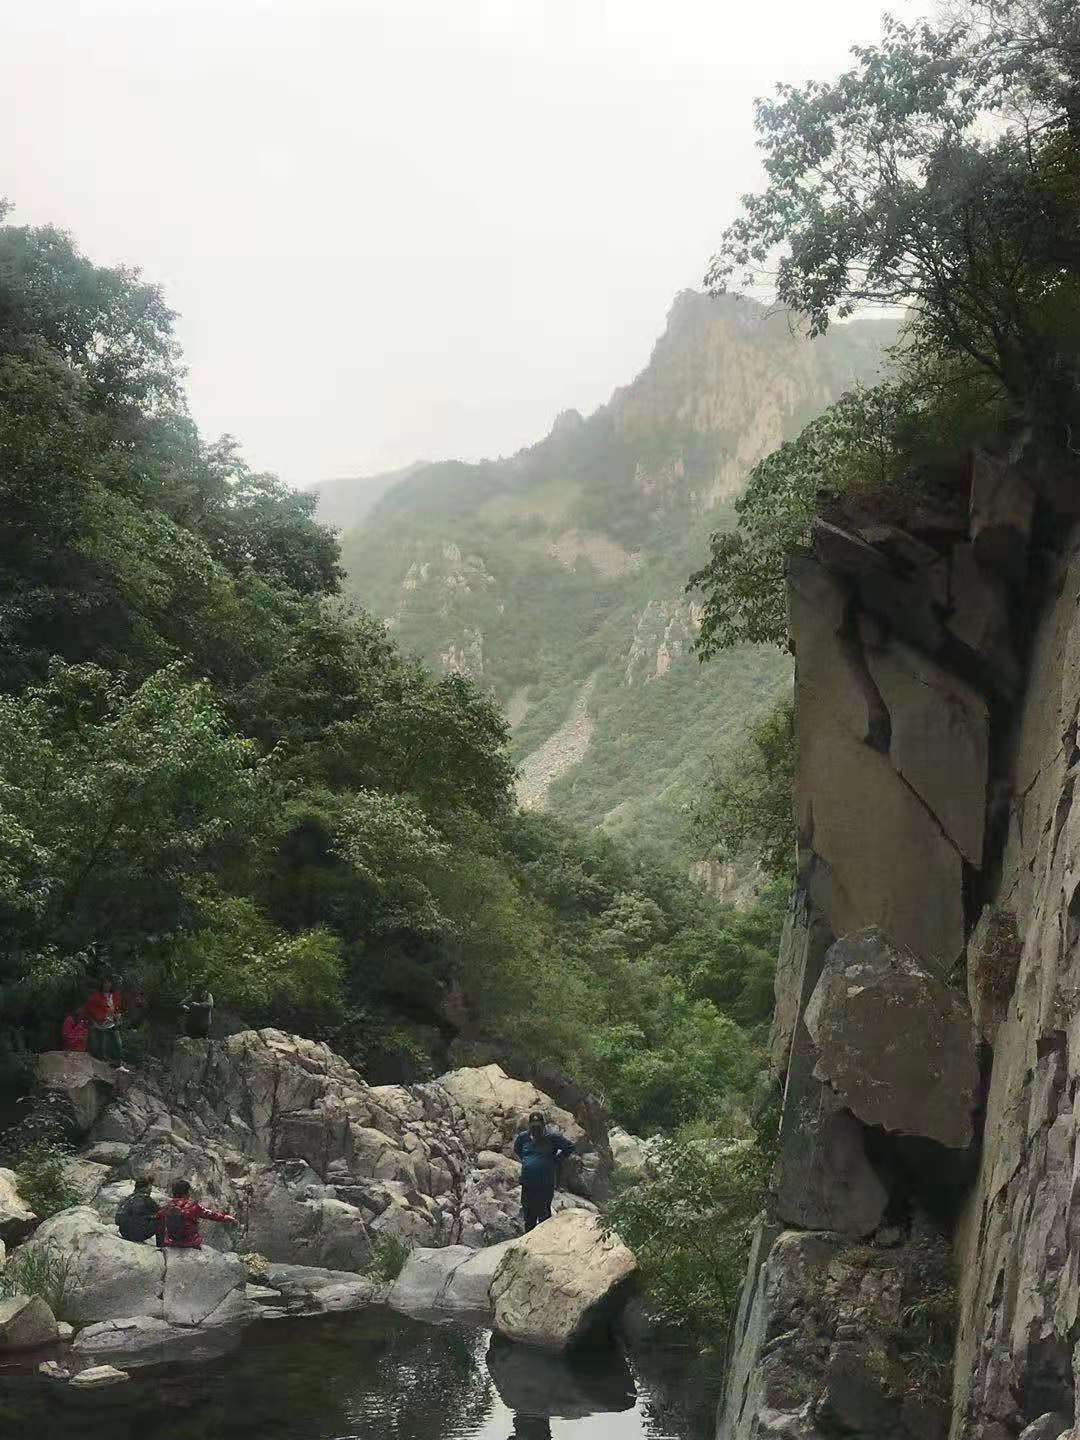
[0,0,919,486]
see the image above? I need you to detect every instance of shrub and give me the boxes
[369,1234,411,1283]
[0,1242,73,1314]
[606,1127,769,1342]
[15,1140,79,1220]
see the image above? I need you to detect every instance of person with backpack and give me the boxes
[156,1179,236,1248]
[115,1177,159,1244]
[513,1110,575,1233]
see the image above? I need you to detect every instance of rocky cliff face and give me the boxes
[721,454,1080,1440]
[334,293,893,856]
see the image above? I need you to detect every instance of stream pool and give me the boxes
[0,1309,721,1440]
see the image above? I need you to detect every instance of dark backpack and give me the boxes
[115,1194,156,1243]
[164,1203,189,1243]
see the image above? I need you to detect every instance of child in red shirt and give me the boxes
[61,1013,89,1052]
[155,1179,235,1248]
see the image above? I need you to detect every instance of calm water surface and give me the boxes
[0,1309,720,1440]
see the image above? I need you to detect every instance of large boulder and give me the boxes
[0,1294,58,1350]
[0,1167,36,1245]
[805,928,979,1149]
[21,1207,246,1330]
[436,1063,584,1155]
[490,1211,636,1350]
[37,1051,121,1134]
[389,1238,515,1315]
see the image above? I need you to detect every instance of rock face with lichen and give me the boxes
[719,450,1080,1440]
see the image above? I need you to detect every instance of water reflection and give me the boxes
[0,1309,717,1440]
[487,1335,636,1421]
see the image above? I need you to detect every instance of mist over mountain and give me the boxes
[328,291,896,864]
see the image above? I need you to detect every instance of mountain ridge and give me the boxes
[326,291,897,863]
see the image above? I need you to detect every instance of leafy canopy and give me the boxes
[707,5,1080,439]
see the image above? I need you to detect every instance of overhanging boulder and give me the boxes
[490,1210,636,1350]
[805,928,979,1149]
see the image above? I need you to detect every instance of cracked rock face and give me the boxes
[804,928,979,1150]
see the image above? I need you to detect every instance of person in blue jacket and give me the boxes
[513,1110,575,1232]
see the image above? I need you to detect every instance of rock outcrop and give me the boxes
[0,1294,58,1350]
[719,451,1071,1439]
[14,1035,628,1358]
[34,1032,608,1274]
[489,1210,636,1350]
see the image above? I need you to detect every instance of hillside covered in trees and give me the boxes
[0,208,782,1141]
[329,293,895,862]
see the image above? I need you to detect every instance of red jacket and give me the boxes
[155,1197,234,1248]
[81,990,122,1026]
[61,1015,88,1051]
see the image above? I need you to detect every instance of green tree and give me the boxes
[607,1132,769,1340]
[689,698,796,882]
[706,10,1080,436]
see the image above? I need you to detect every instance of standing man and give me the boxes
[513,1110,575,1233]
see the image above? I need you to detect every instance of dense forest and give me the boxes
[0,205,780,1144]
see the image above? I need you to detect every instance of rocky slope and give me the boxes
[0,1035,645,1368]
[38,1034,608,1268]
[329,293,894,859]
[719,454,1080,1440]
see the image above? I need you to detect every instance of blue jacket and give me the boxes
[513,1127,575,1182]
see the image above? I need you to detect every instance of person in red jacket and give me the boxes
[80,977,123,1063]
[61,1012,89,1052]
[155,1179,236,1249]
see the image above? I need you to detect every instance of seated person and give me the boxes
[156,1179,235,1248]
[115,1177,158,1243]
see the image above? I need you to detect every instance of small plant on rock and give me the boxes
[370,1234,411,1282]
[0,1242,73,1314]
[15,1140,79,1220]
